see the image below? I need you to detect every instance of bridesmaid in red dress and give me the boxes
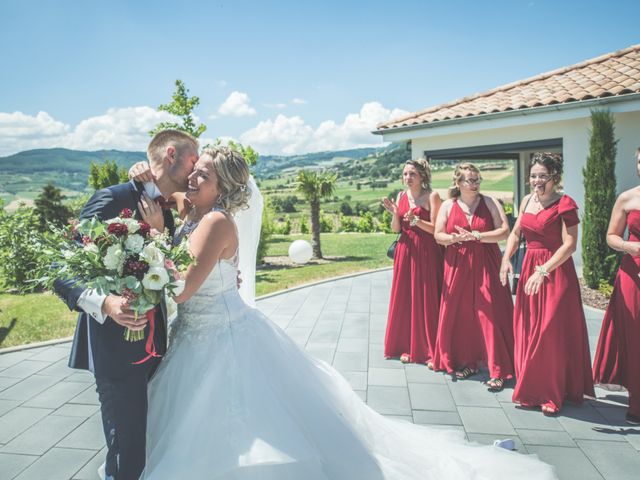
[593,148,640,425]
[383,158,443,366]
[433,163,514,391]
[501,152,594,415]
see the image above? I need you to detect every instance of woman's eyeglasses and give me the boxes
[462,178,482,186]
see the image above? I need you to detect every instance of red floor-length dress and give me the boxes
[593,210,640,417]
[433,196,515,379]
[513,195,595,412]
[385,193,444,364]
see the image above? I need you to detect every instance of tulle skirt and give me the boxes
[141,289,556,480]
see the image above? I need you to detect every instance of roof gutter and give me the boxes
[372,92,640,136]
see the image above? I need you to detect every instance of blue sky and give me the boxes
[1,0,638,156]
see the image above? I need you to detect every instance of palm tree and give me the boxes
[296,170,338,259]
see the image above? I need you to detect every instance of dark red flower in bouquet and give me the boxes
[120,208,134,219]
[82,235,92,245]
[108,223,129,237]
[123,254,150,280]
[138,221,151,237]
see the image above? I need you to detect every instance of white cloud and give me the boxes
[291,98,307,105]
[262,102,287,109]
[240,101,408,155]
[217,91,257,117]
[0,107,178,156]
[216,80,228,87]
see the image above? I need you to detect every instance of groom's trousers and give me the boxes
[95,358,160,480]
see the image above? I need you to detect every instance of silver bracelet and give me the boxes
[471,230,482,241]
[409,216,419,227]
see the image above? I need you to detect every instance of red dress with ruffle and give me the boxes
[593,210,640,417]
[385,193,444,364]
[433,196,515,379]
[513,195,595,412]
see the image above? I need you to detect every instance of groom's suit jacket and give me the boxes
[54,180,175,378]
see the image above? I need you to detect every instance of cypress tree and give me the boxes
[582,110,618,288]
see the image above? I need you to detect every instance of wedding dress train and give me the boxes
[141,256,556,479]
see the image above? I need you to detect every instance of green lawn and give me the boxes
[257,233,395,297]
[0,292,77,348]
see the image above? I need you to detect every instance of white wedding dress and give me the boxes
[140,246,557,479]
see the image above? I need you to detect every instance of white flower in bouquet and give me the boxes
[140,244,165,267]
[169,279,185,296]
[105,217,123,225]
[125,234,144,253]
[104,244,125,270]
[142,267,170,290]
[123,218,140,234]
[83,243,100,254]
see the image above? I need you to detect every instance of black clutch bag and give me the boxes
[387,235,400,260]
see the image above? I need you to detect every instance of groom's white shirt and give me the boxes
[76,181,163,324]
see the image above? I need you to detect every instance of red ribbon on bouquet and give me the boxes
[132,307,163,365]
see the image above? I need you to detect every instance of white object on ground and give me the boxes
[288,240,313,264]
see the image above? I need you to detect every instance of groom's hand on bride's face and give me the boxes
[102,294,147,330]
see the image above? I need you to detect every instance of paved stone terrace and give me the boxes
[1,269,639,480]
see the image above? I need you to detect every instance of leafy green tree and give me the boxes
[150,80,206,138]
[256,198,276,264]
[0,206,47,292]
[88,159,128,190]
[34,183,72,232]
[582,109,619,288]
[299,216,309,234]
[296,170,337,258]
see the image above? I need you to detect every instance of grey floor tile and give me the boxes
[0,361,51,379]
[2,415,86,455]
[577,439,640,480]
[28,346,70,363]
[368,367,406,387]
[0,399,19,417]
[24,381,88,409]
[466,432,528,453]
[408,383,457,411]
[366,386,411,415]
[517,428,577,447]
[339,371,367,391]
[502,403,565,431]
[526,445,604,480]
[381,414,413,423]
[458,406,516,435]
[404,365,446,384]
[0,352,32,372]
[12,447,95,480]
[336,338,368,354]
[72,447,106,480]
[308,327,340,344]
[340,322,368,339]
[0,376,21,393]
[52,404,100,418]
[57,413,105,450]
[0,452,38,480]
[332,352,368,372]
[282,327,312,347]
[68,386,99,406]
[304,343,335,363]
[0,375,60,402]
[448,379,502,407]
[412,410,462,426]
[62,372,94,384]
[557,404,627,442]
[368,346,403,369]
[0,407,53,444]
[36,359,75,379]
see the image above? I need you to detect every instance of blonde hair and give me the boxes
[404,158,432,190]
[147,129,199,165]
[201,146,251,214]
[448,162,482,199]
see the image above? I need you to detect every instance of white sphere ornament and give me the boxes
[288,240,313,264]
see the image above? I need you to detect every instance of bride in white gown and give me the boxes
[140,146,557,480]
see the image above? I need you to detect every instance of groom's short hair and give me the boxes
[147,129,198,164]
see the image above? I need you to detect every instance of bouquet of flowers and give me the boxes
[43,208,192,343]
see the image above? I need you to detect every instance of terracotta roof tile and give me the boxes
[377,44,640,131]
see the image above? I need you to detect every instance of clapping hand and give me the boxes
[454,225,476,242]
[381,197,398,216]
[138,192,165,233]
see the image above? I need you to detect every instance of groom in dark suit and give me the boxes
[54,130,199,480]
